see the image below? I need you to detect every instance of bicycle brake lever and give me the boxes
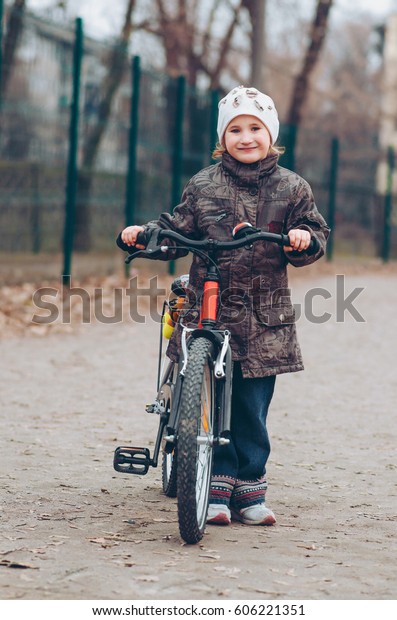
[124,228,164,263]
[125,250,146,264]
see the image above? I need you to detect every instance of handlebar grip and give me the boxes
[282,233,320,255]
[136,229,151,246]
[116,229,152,254]
[307,235,321,255]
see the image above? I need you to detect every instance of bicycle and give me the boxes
[114,223,318,544]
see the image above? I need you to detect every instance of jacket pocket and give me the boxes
[254,304,296,326]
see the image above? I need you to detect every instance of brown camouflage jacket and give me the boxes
[149,151,330,378]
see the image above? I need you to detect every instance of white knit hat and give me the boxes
[217,86,279,145]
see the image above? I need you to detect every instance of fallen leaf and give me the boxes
[0,559,38,570]
[88,537,107,545]
[238,584,278,595]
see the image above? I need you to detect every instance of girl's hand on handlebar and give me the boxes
[121,225,146,249]
[284,229,311,252]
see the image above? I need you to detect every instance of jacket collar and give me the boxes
[221,151,279,188]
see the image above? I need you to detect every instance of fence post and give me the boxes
[125,55,140,227]
[0,0,3,106]
[31,163,41,253]
[382,145,394,263]
[280,123,297,172]
[124,55,141,277]
[168,74,186,276]
[326,137,339,261]
[62,17,83,285]
[209,88,218,164]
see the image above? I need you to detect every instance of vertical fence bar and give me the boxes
[326,137,339,261]
[31,163,41,253]
[0,0,3,106]
[125,55,140,227]
[124,55,140,277]
[62,17,83,284]
[280,123,297,172]
[382,145,394,263]
[288,124,297,172]
[209,89,218,164]
[168,74,186,276]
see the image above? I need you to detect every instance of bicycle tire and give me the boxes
[162,441,178,498]
[177,337,215,544]
[160,363,178,497]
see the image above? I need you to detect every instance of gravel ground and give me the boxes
[0,261,396,602]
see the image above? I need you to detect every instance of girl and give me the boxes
[119,86,330,527]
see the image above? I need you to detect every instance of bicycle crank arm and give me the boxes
[113,446,153,475]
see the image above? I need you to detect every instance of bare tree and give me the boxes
[1,0,26,98]
[141,0,248,89]
[74,0,252,248]
[243,0,267,90]
[74,0,137,251]
[286,0,334,128]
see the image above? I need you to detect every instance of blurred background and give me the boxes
[0,0,396,283]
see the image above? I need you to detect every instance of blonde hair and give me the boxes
[212,142,285,160]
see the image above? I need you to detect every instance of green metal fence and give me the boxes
[0,7,395,280]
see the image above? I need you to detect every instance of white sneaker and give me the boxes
[231,503,276,525]
[207,503,231,525]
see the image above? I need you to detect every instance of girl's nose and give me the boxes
[240,132,253,144]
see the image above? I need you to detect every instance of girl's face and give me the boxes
[224,114,271,163]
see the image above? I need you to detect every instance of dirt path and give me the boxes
[1,267,396,601]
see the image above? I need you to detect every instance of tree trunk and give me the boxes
[74,0,136,251]
[244,0,267,90]
[1,0,26,98]
[287,0,334,128]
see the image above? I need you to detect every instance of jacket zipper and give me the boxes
[203,212,228,223]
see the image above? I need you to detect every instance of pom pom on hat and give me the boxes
[217,86,279,145]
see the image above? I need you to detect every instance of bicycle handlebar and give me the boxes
[117,226,320,263]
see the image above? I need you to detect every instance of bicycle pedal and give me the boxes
[145,402,162,414]
[113,446,151,475]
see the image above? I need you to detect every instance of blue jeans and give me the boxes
[210,362,276,508]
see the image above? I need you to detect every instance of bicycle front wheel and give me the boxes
[177,337,215,544]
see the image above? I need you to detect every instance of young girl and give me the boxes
[119,86,329,527]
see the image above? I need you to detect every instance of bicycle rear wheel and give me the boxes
[162,443,177,497]
[177,337,215,544]
[159,362,178,497]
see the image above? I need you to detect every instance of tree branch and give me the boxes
[287,0,334,126]
[209,0,244,88]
